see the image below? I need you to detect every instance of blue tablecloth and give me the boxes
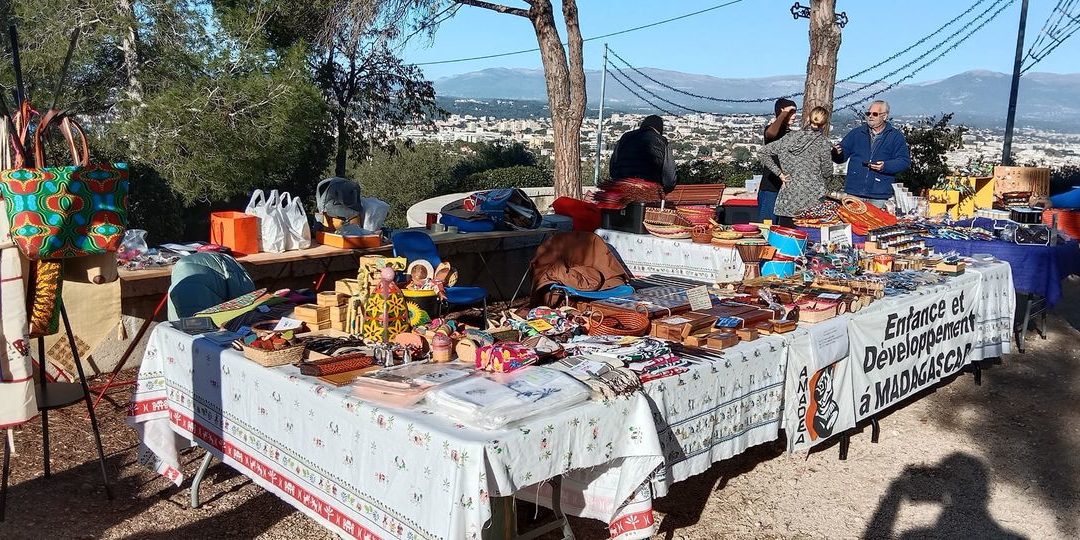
[799,225,1080,306]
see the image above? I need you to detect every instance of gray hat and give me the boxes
[316,177,363,220]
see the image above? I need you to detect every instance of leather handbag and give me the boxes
[0,109,130,260]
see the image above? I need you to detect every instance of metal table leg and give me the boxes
[190,451,214,509]
[0,430,10,522]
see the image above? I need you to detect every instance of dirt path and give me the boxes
[2,283,1078,539]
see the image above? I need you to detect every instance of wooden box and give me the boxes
[293,304,330,323]
[318,291,349,307]
[315,231,382,249]
[770,319,797,334]
[706,332,739,350]
[736,327,758,341]
[796,300,839,323]
[330,305,348,322]
[753,321,774,335]
[682,334,710,347]
[934,260,965,276]
[335,278,360,296]
[993,165,1049,199]
[652,314,713,341]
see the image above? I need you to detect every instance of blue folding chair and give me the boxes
[391,230,488,318]
[548,283,635,306]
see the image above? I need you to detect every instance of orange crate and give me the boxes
[315,231,382,249]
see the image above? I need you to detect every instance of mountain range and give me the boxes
[434,67,1080,129]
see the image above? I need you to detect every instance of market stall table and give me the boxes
[799,226,1079,307]
[782,260,1014,454]
[129,325,664,540]
[596,229,745,283]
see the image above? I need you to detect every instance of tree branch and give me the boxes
[453,0,530,17]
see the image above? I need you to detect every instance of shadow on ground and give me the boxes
[925,278,1080,538]
[863,452,1025,539]
[0,401,293,540]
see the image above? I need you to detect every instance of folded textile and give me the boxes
[424,367,590,430]
[565,335,671,363]
[551,355,641,400]
[352,363,472,408]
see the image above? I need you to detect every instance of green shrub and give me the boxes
[459,165,553,192]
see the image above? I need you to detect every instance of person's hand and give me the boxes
[868,161,885,172]
[779,173,790,183]
[832,144,843,154]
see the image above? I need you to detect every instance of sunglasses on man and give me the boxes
[865,111,884,117]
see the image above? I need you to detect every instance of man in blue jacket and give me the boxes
[831,100,911,207]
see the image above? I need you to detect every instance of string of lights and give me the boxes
[1023,0,1079,65]
[1021,22,1080,74]
[835,0,1017,112]
[830,0,1012,106]
[1021,0,1080,73]
[414,0,747,66]
[606,0,999,105]
[604,68,682,118]
[608,60,719,115]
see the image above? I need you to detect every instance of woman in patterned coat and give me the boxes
[756,106,834,228]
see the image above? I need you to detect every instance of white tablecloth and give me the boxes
[597,229,746,283]
[522,335,787,537]
[128,326,664,540]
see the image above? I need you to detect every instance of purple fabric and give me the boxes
[799,225,1080,306]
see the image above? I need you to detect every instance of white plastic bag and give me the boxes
[245,189,287,253]
[359,197,391,231]
[280,192,312,250]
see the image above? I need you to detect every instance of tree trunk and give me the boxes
[117,0,144,115]
[803,0,841,136]
[529,0,583,199]
[335,111,349,177]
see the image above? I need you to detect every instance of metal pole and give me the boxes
[1001,0,1029,165]
[593,43,609,186]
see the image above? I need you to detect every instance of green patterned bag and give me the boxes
[0,109,129,260]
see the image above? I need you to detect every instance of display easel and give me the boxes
[0,301,113,521]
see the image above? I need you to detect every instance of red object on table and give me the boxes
[552,196,601,232]
[723,198,758,207]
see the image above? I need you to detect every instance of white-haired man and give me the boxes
[831,100,911,208]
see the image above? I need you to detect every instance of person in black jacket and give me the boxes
[609,115,676,193]
[759,98,797,222]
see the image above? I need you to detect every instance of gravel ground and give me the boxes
[1,282,1078,540]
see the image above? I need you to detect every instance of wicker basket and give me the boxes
[691,225,714,244]
[242,343,306,367]
[586,310,650,337]
[677,206,716,226]
[644,206,679,225]
[643,221,693,239]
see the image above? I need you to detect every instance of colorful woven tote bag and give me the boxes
[0,109,129,260]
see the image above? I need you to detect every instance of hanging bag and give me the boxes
[280,192,311,250]
[0,109,130,259]
[245,188,287,253]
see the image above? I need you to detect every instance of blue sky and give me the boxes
[401,0,1080,81]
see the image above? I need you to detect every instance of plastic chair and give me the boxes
[391,230,489,316]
